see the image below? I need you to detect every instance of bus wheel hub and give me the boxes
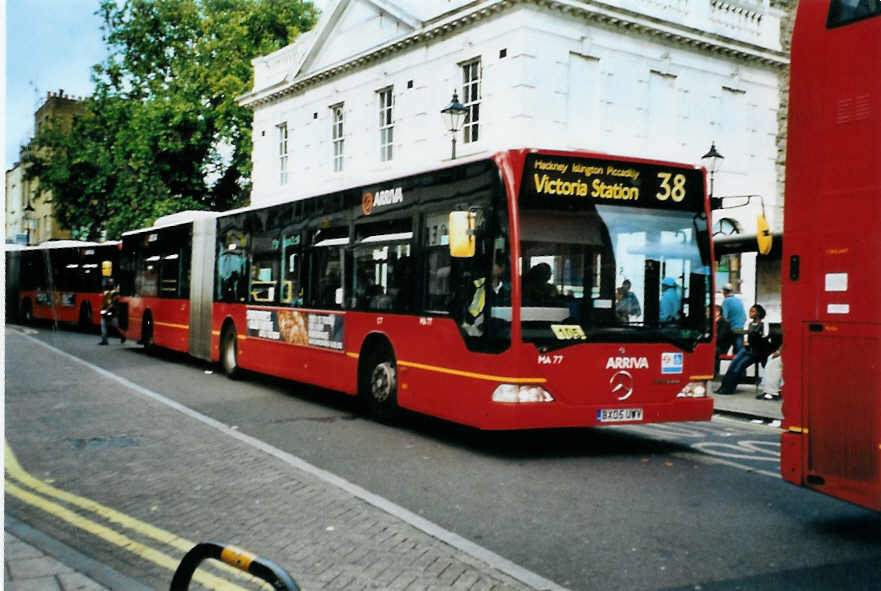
[371,362,396,403]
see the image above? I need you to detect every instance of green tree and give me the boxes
[24,0,318,240]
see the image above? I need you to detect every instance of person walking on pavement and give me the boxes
[715,304,770,394]
[99,278,126,345]
[721,283,746,354]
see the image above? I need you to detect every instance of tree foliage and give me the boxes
[24,0,318,240]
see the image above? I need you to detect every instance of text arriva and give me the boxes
[605,357,649,369]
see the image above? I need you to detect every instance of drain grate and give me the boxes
[65,436,143,450]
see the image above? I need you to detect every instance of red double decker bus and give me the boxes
[122,148,715,429]
[6,241,119,328]
[780,1,881,510]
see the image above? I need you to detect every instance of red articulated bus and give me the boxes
[780,1,881,511]
[119,211,217,356]
[122,148,715,429]
[6,241,119,328]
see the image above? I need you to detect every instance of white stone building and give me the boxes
[239,0,789,317]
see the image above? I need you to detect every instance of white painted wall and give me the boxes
[246,0,786,252]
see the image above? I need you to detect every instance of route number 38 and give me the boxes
[656,172,687,202]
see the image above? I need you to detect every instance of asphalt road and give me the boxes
[6,324,880,590]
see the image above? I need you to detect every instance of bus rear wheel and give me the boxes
[140,314,154,350]
[21,299,33,324]
[361,349,399,422]
[79,302,93,329]
[221,327,240,379]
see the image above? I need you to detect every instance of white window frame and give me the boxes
[378,87,394,162]
[331,103,344,172]
[461,58,482,144]
[277,122,288,185]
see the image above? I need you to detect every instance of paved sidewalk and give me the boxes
[5,328,555,591]
[4,526,108,591]
[709,380,782,422]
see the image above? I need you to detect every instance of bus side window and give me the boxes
[311,246,344,308]
[281,233,302,306]
[423,213,451,314]
[352,219,413,313]
[249,233,280,304]
[309,227,348,309]
[217,229,248,303]
[60,252,79,292]
[160,251,180,298]
[137,235,160,298]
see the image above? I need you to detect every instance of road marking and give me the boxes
[692,440,780,462]
[13,330,568,591]
[673,451,782,479]
[4,441,267,590]
[624,421,783,479]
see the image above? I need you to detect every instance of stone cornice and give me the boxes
[239,0,789,109]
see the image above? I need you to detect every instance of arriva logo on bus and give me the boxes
[362,187,404,215]
[605,356,649,369]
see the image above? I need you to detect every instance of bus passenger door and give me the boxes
[803,322,881,507]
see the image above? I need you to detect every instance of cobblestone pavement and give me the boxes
[4,528,108,591]
[5,328,558,590]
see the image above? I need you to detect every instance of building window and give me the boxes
[378,87,394,162]
[461,58,482,144]
[277,123,288,185]
[331,104,344,172]
[716,254,742,292]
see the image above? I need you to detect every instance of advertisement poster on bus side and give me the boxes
[35,291,76,308]
[246,308,344,351]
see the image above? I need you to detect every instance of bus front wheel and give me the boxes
[221,327,240,379]
[362,350,398,422]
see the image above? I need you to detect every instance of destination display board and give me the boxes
[520,154,705,211]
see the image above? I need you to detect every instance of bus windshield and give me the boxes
[518,204,712,350]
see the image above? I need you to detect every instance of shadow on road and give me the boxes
[809,513,881,545]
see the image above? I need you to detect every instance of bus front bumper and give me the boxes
[472,396,714,431]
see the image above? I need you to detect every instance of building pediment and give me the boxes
[242,0,788,108]
[297,0,422,78]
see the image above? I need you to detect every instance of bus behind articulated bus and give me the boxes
[780,0,881,511]
[8,241,119,328]
[123,148,714,430]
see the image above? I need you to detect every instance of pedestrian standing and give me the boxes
[99,279,126,345]
[714,304,734,376]
[659,277,681,323]
[721,283,746,354]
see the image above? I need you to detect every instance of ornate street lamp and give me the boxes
[24,200,35,245]
[701,142,724,202]
[440,91,468,160]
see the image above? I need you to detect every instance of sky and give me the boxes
[5,0,109,170]
[3,0,331,171]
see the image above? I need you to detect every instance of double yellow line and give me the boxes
[4,441,268,590]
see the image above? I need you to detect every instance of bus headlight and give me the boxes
[492,384,554,403]
[677,381,708,398]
